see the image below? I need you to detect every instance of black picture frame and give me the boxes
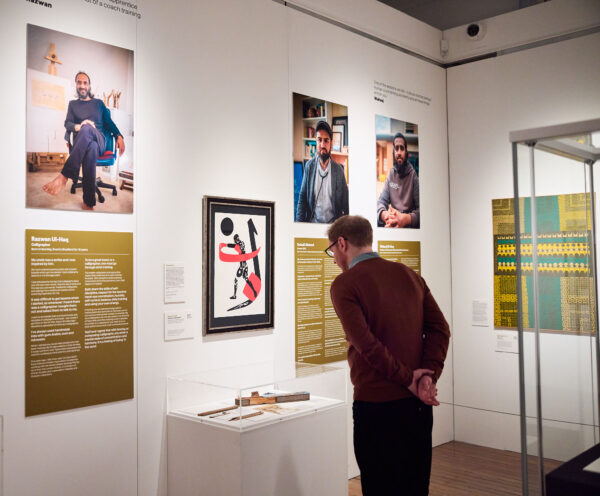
[332,116,348,147]
[203,196,275,334]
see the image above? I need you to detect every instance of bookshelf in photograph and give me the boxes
[293,94,349,181]
[301,96,328,161]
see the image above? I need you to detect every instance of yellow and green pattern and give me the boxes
[492,193,595,335]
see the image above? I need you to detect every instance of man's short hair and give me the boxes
[327,215,373,247]
[316,121,333,139]
[393,132,407,148]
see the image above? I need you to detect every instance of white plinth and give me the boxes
[167,404,347,496]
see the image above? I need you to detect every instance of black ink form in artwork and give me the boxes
[218,217,262,311]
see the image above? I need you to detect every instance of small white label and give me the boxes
[164,262,185,303]
[472,299,489,327]
[164,310,194,341]
[495,331,518,354]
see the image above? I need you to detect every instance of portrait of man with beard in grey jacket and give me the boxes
[377,132,419,228]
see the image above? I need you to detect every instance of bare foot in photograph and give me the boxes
[42,173,68,195]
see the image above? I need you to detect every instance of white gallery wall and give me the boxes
[0,1,138,496]
[447,32,600,458]
[136,0,451,493]
[0,0,453,495]
[135,1,288,493]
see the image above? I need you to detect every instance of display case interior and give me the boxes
[167,361,347,432]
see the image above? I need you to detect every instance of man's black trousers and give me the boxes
[353,396,433,496]
[61,124,106,207]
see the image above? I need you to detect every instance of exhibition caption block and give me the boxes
[295,238,346,365]
[377,240,421,274]
[80,0,141,19]
[25,230,133,416]
[294,239,422,365]
[374,80,432,107]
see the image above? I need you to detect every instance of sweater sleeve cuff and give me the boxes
[410,212,418,227]
[392,366,412,387]
[421,363,441,382]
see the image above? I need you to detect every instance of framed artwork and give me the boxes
[332,124,344,148]
[332,132,342,152]
[332,116,348,147]
[203,196,274,334]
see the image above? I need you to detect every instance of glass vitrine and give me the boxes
[166,361,348,495]
[510,118,600,495]
[167,360,346,432]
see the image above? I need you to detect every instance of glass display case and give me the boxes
[167,361,348,496]
[510,118,600,495]
[167,360,347,432]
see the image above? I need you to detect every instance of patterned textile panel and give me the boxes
[492,193,595,335]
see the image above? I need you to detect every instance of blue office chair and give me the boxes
[68,133,119,203]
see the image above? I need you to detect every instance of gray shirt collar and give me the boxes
[349,251,380,269]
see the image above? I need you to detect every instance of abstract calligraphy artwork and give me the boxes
[203,197,274,334]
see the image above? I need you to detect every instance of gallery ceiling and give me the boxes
[377,0,549,30]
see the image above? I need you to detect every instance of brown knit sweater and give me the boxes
[330,255,450,402]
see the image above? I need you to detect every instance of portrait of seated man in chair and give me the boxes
[43,71,125,210]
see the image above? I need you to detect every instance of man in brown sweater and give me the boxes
[327,215,450,496]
